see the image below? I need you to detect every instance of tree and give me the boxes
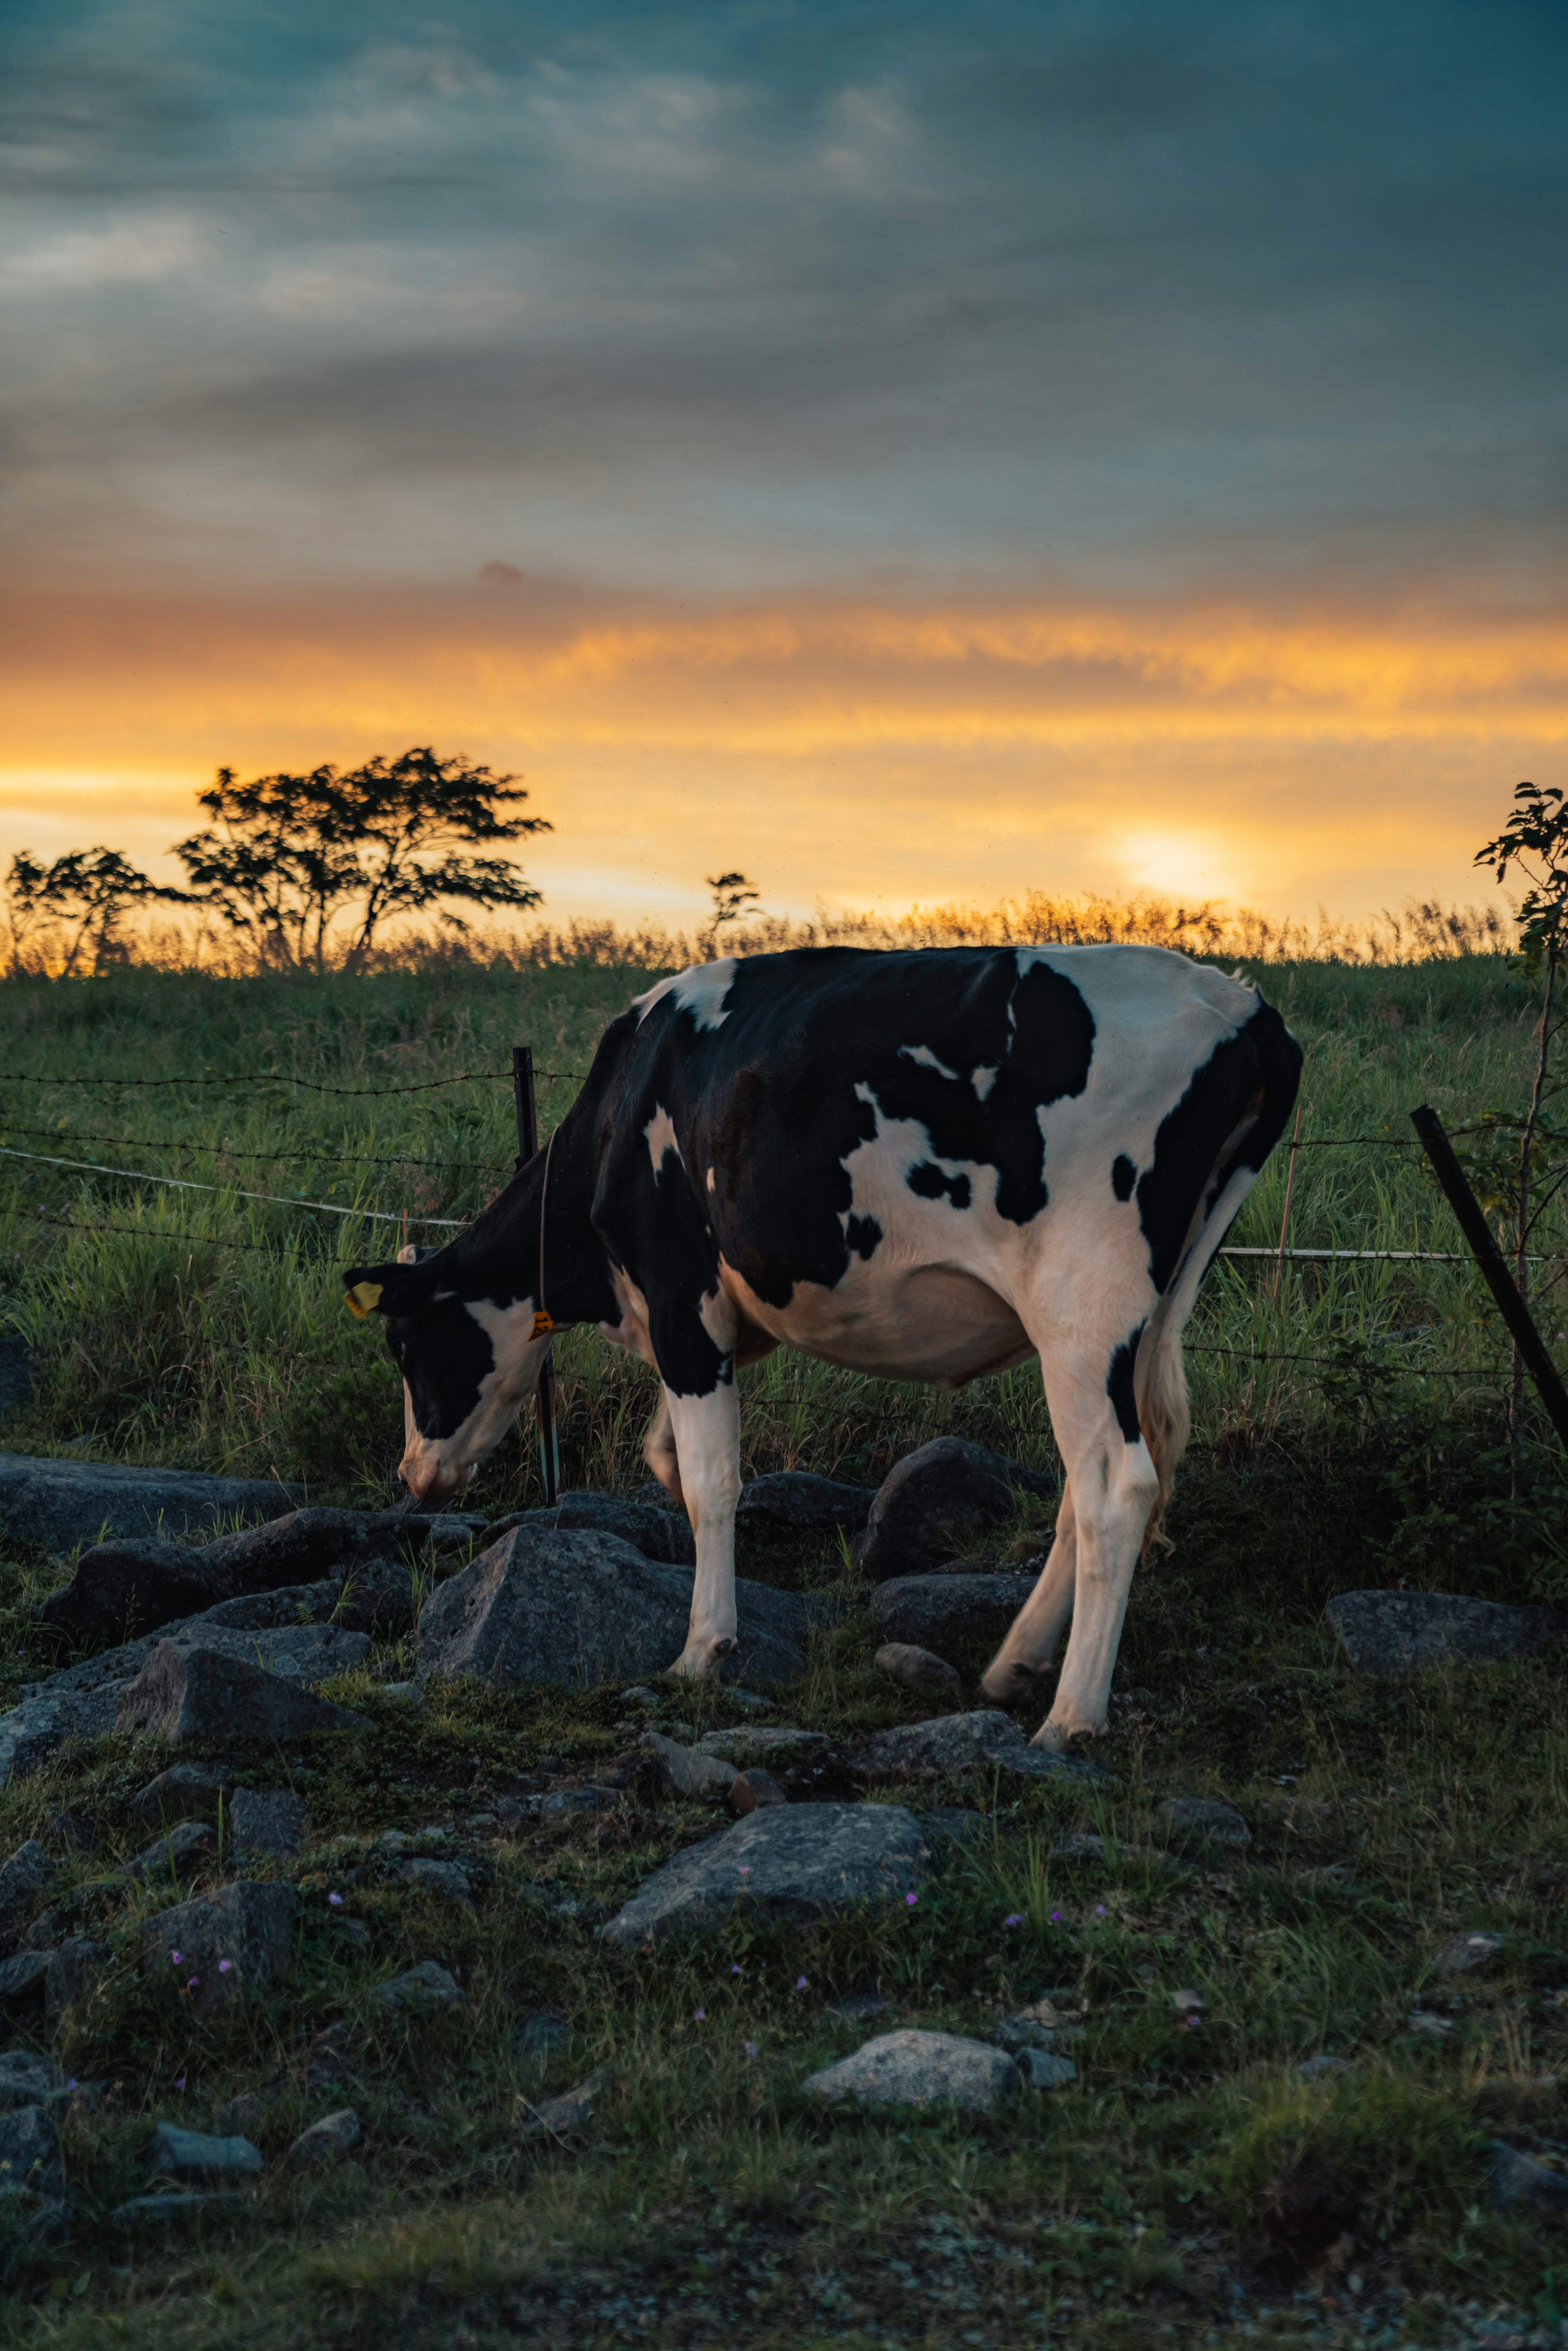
[3,847,189,977]
[702,870,761,958]
[172,747,551,972]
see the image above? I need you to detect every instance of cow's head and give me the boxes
[341,1248,554,1502]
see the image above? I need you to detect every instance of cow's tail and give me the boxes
[1134,994,1303,1554]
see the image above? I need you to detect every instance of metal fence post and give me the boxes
[512,1045,561,1504]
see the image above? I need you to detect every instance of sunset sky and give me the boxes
[3,0,1565,933]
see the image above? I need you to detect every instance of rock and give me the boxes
[376,1681,424,1707]
[0,1336,36,1420]
[804,2028,1020,2113]
[1171,1988,1204,2015]
[0,2101,66,2206]
[1490,2141,1568,2213]
[619,1686,661,1707]
[116,1642,371,1746]
[44,1939,112,2033]
[1326,1589,1568,1674]
[727,1768,786,1816]
[851,1710,1109,1785]
[41,1809,95,1855]
[0,1953,50,2007]
[875,1642,964,1693]
[286,2108,359,2165]
[513,2012,569,2058]
[522,2071,606,2138]
[490,1491,696,1567]
[399,1859,472,1904]
[0,2052,58,2110]
[1295,2054,1352,2081]
[147,2121,264,2180]
[1054,1831,1108,1859]
[230,1788,307,1858]
[0,1451,303,1560]
[1154,1798,1251,1849]
[129,1761,239,1828]
[695,1727,830,1760]
[871,1575,1038,1654]
[416,1523,818,1690]
[129,1818,219,1883]
[0,1841,51,1954]
[1014,2048,1078,2090]
[994,2012,1058,2052]
[1435,1930,1504,1975]
[373,1960,465,2010]
[639,1731,739,1802]
[110,2191,238,2226]
[853,1438,1057,1581]
[601,1801,928,1947]
[140,1881,297,2021]
[539,1787,622,1818]
[920,1807,985,1845]
[332,1558,421,1638]
[735,1472,876,1532]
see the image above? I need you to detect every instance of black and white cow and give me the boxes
[343,944,1301,1750]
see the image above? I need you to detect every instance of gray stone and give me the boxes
[804,2028,1020,2113]
[130,1761,239,1828]
[851,1710,1109,1785]
[601,1801,928,1947]
[416,1523,818,1690]
[695,1727,830,1760]
[141,1881,297,2021]
[21,1910,63,1952]
[399,1859,472,1903]
[1295,2054,1352,2081]
[116,1642,371,1745]
[373,1960,465,2010]
[129,1818,219,1884]
[735,1472,876,1532]
[871,1574,1038,1653]
[230,1787,307,1857]
[110,2191,239,2226]
[376,1681,424,1707]
[0,2101,66,2206]
[639,1731,739,1801]
[0,2052,57,2110]
[853,1438,1058,1581]
[1488,2140,1568,2213]
[1326,1589,1568,1674]
[521,2072,606,2138]
[287,2108,359,2165]
[0,1952,50,2006]
[1154,1798,1252,1849]
[0,1840,51,1954]
[0,1451,302,1560]
[1435,1930,1504,1975]
[875,1642,964,1694]
[490,1491,695,1567]
[1014,2047,1078,2090]
[994,2012,1058,2052]
[44,1939,112,2034]
[539,1787,622,1818]
[147,2121,263,2180]
[727,1767,786,1815]
[512,2012,568,2058]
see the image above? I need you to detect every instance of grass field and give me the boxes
[0,942,1566,2349]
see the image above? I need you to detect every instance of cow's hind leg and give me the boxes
[662,1378,742,1678]
[979,1482,1077,1707]
[642,1392,685,1507]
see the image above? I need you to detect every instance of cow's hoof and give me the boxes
[667,1634,738,1680]
[1029,1716,1099,1754]
[979,1657,1052,1709]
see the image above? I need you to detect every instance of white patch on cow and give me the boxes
[398,1292,553,1502]
[706,1165,716,1191]
[971,1064,998,1100]
[645,1104,682,1174]
[633,958,737,1032]
[899,1042,960,1081]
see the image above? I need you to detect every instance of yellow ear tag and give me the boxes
[531,1309,555,1340]
[345,1281,384,1319]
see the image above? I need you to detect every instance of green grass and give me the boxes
[1,945,1567,2347]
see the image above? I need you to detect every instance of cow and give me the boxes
[342,943,1301,1751]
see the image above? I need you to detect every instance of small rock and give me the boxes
[129,1762,239,1828]
[1172,1988,1204,2014]
[539,1787,622,1818]
[1295,2054,1352,2081]
[41,1809,95,1855]
[1326,1589,1568,1674]
[728,1690,775,1713]
[1408,2009,1454,2037]
[399,1859,472,1904]
[230,1787,307,1858]
[376,1682,425,1707]
[0,2052,58,2110]
[513,2012,569,2058]
[727,1767,786,1816]
[1435,1930,1503,1975]
[0,1839,51,1954]
[1488,2140,1568,2213]
[1014,2048,1078,2090]
[851,1710,1108,1785]
[875,1642,964,1693]
[0,2101,66,2204]
[1155,1798,1251,1849]
[140,1881,297,2020]
[373,1960,465,2010]
[1054,1831,1108,1860]
[130,1818,219,1883]
[620,1687,662,1707]
[21,1909,64,1952]
[639,1732,739,1802]
[994,2012,1057,2052]
[695,1726,829,1760]
[116,1643,371,1745]
[147,2121,263,2179]
[522,2070,606,2139]
[804,2028,1020,2113]
[871,1577,1039,1654]
[110,2191,239,2226]
[44,1938,113,2033]
[735,1471,876,1531]
[853,1437,1057,1581]
[0,1952,51,2006]
[601,1801,928,1947]
[286,2108,360,2165]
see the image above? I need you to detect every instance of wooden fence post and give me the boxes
[512,1045,561,1504]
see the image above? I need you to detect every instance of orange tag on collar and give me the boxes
[531,1309,555,1339]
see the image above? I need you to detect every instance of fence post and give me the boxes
[512,1045,561,1505]
[1409,1102,1568,1457]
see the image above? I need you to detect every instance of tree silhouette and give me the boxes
[172,747,551,970]
[703,870,761,957]
[4,848,190,977]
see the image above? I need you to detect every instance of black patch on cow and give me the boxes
[1136,999,1303,1292]
[845,1212,882,1259]
[1107,1324,1145,1444]
[390,1299,496,1442]
[1111,1152,1136,1201]
[907,1161,972,1210]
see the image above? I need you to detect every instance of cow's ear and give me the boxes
[341,1259,437,1319]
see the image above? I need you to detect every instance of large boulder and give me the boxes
[0,1453,303,1557]
[416,1523,817,1689]
[600,1801,928,1946]
[140,1881,296,2021]
[1326,1590,1568,1674]
[851,1709,1107,1784]
[736,1473,877,1533]
[116,1643,371,1746]
[490,1492,695,1567]
[870,1572,1038,1653]
[853,1438,1057,1580]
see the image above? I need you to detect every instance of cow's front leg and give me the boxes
[662,1375,742,1677]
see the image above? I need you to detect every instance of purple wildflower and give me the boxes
[170,1950,183,1966]
[744,2041,758,2057]
[218,1959,233,1974]
[905,1892,918,1908]
[1004,1914,1024,1927]
[796,1975,808,1990]
[186,1976,199,1991]
[695,2008,707,2022]
[328,1892,343,1907]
